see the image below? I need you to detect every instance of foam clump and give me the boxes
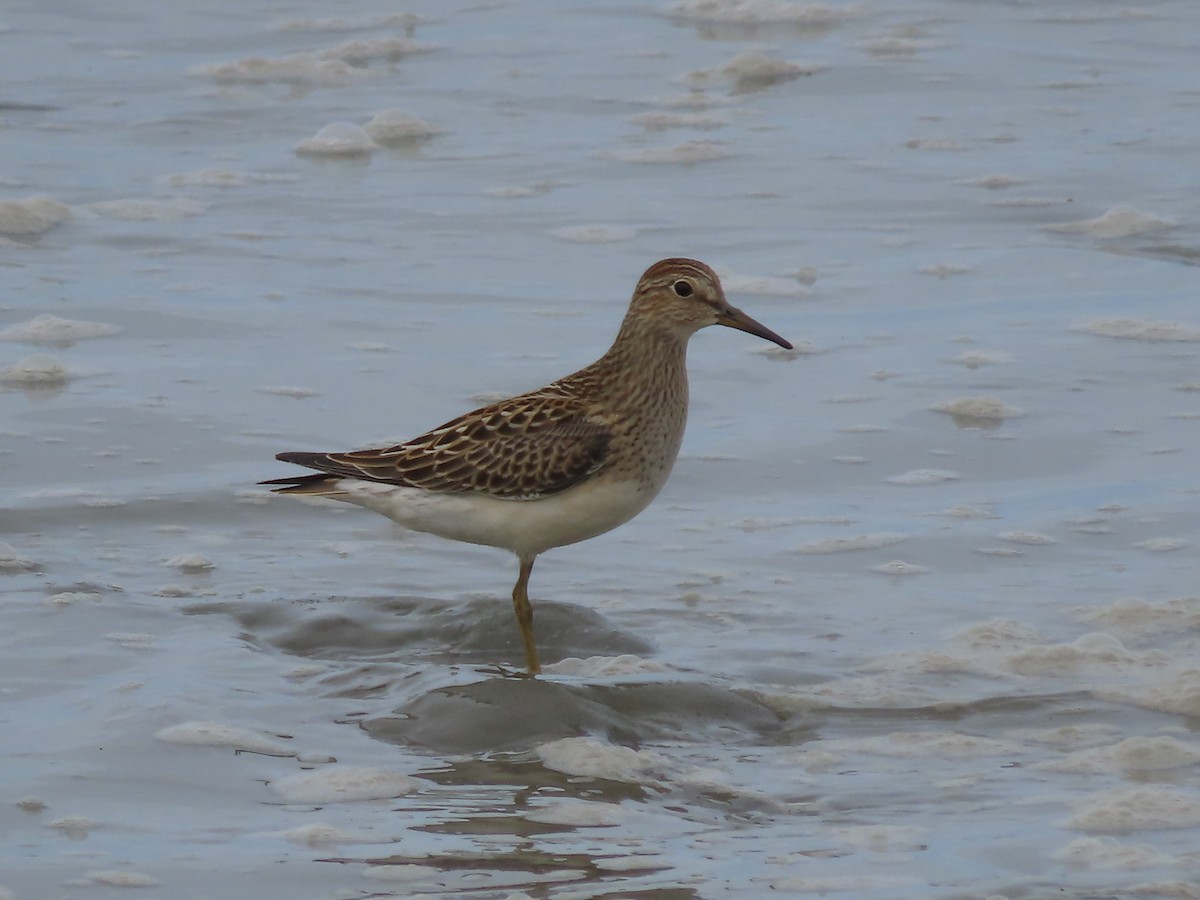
[0,314,121,344]
[191,53,359,86]
[155,721,296,756]
[795,532,907,554]
[609,140,733,164]
[718,270,810,297]
[551,224,637,244]
[1006,632,1154,677]
[631,111,727,131]
[1052,836,1174,870]
[999,531,1055,545]
[296,122,377,157]
[0,541,37,571]
[0,195,71,237]
[1080,597,1200,638]
[272,765,420,803]
[365,109,443,143]
[886,468,961,485]
[276,823,397,847]
[274,13,424,32]
[948,350,1012,368]
[526,800,626,826]
[164,553,214,572]
[0,354,72,385]
[669,1,861,26]
[536,736,666,783]
[1075,318,1200,342]
[871,560,928,576]
[1044,736,1200,774]
[1067,787,1200,833]
[688,51,822,93]
[256,385,321,398]
[1047,205,1174,238]
[193,38,435,86]
[323,37,435,65]
[85,871,161,888]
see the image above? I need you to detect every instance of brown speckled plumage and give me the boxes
[262,258,792,674]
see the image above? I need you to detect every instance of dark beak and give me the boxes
[716,305,793,350]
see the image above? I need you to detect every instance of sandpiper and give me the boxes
[262,258,792,674]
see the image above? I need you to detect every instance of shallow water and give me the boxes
[3,0,1200,897]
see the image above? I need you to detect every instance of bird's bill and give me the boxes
[716,306,794,350]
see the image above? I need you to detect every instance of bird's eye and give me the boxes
[672,280,694,298]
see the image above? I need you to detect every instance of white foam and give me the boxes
[1052,836,1175,870]
[630,111,727,131]
[933,397,1025,422]
[47,592,100,606]
[1079,597,1200,638]
[1047,205,1174,239]
[0,314,121,344]
[607,140,733,164]
[794,532,907,554]
[275,823,397,847]
[51,816,97,838]
[164,554,214,572]
[89,197,207,220]
[1133,537,1189,552]
[931,504,998,519]
[871,560,928,576]
[1041,736,1200,774]
[364,109,444,143]
[969,174,1036,190]
[1006,633,1160,677]
[323,37,436,65]
[191,53,359,86]
[256,385,321,398]
[295,122,377,157]
[999,531,1056,545]
[1075,318,1200,342]
[1100,669,1200,717]
[0,541,36,571]
[272,765,420,803]
[526,800,626,826]
[536,737,665,783]
[669,1,861,27]
[1067,787,1200,834]
[551,224,637,243]
[544,655,665,676]
[0,195,71,237]
[919,263,972,278]
[0,354,73,385]
[155,721,296,756]
[947,350,1012,368]
[274,13,423,33]
[85,871,161,888]
[718,269,810,297]
[687,51,822,91]
[886,468,961,485]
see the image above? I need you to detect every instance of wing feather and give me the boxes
[271,392,612,500]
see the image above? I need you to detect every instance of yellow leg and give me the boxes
[511,555,541,675]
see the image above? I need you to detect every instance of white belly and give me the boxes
[337,475,659,559]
